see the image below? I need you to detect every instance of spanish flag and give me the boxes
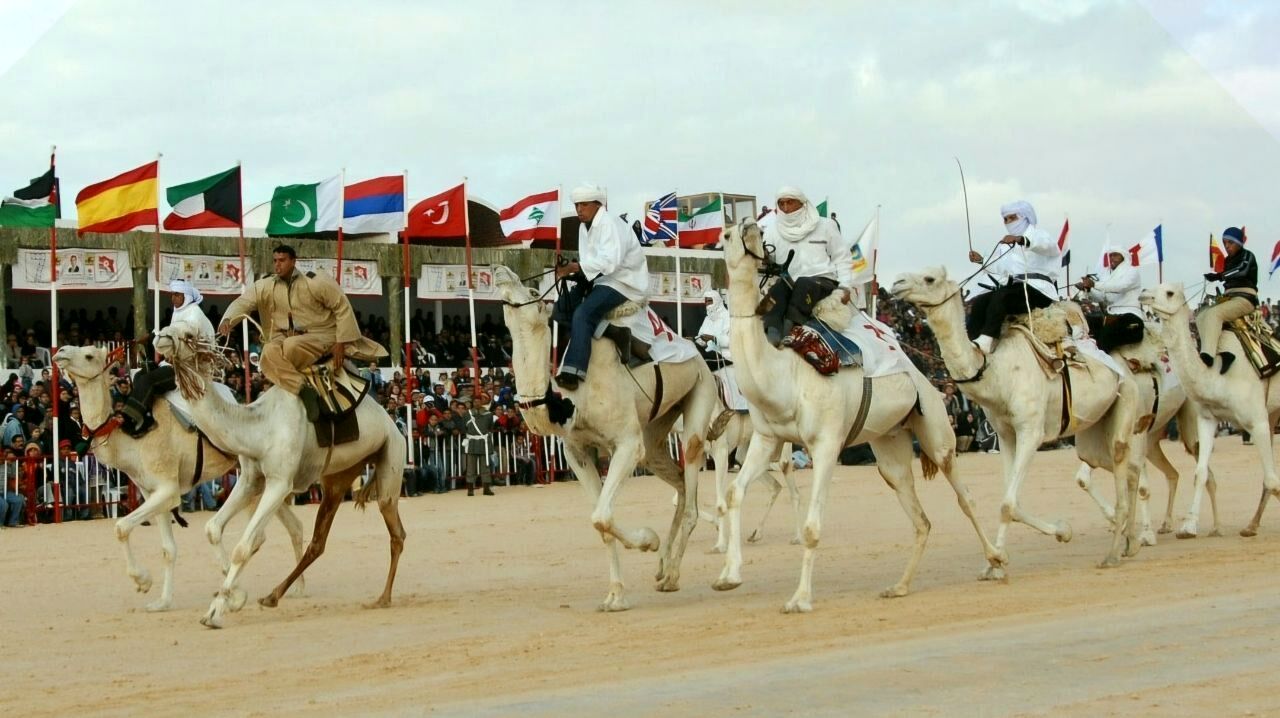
[76,161,159,235]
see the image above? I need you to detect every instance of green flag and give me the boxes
[0,168,58,228]
[817,199,829,218]
[265,175,342,236]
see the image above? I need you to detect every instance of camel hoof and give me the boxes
[1157,524,1173,535]
[227,588,247,612]
[1176,526,1198,540]
[1139,531,1157,547]
[199,608,223,630]
[638,528,661,553]
[655,577,680,592]
[145,599,173,613]
[597,596,631,612]
[1123,536,1142,558]
[706,544,727,555]
[258,594,280,609]
[1208,528,1223,537]
[711,577,741,592]
[1055,522,1073,543]
[286,581,306,598]
[363,598,392,609]
[133,571,153,594]
[879,584,909,599]
[1097,555,1121,569]
[789,536,804,546]
[1240,526,1259,538]
[979,565,1007,582]
[747,530,764,544]
[781,599,813,614]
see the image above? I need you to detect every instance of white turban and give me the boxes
[774,186,820,243]
[169,279,203,309]
[570,184,607,204]
[703,289,725,314]
[999,200,1037,236]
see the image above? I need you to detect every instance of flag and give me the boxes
[499,189,558,242]
[76,161,158,235]
[1209,233,1226,273]
[817,199,829,218]
[163,166,241,230]
[677,195,723,248]
[642,192,677,246]
[0,167,58,227]
[406,183,467,238]
[1057,219,1071,267]
[344,175,405,234]
[1270,240,1280,278]
[1126,224,1164,267]
[265,176,342,236]
[849,212,879,285]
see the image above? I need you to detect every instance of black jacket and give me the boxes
[1211,247,1258,298]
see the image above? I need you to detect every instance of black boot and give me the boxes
[483,485,494,496]
[554,371,581,391]
[467,484,475,497]
[298,385,321,422]
[1219,352,1236,374]
[1200,352,1214,367]
[602,325,632,364]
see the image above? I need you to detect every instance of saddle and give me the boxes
[600,300,654,367]
[300,359,371,447]
[1224,308,1280,378]
[782,320,862,376]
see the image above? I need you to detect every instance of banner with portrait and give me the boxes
[294,258,382,296]
[417,264,500,300]
[150,253,254,295]
[531,268,713,303]
[13,248,133,291]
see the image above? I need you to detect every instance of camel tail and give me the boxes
[919,452,940,481]
[354,474,380,510]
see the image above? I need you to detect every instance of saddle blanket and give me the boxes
[713,366,750,411]
[1155,353,1180,392]
[597,307,699,365]
[1067,337,1127,378]
[822,313,917,379]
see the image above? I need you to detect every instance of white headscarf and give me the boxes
[703,289,726,316]
[999,200,1037,236]
[774,186,820,243]
[570,184,607,204]
[169,279,202,309]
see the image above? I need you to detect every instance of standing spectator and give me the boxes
[461,399,496,496]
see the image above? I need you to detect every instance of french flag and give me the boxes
[1127,224,1164,267]
[344,175,405,234]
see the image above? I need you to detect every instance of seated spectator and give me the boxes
[1,449,25,527]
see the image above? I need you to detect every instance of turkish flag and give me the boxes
[407,183,467,238]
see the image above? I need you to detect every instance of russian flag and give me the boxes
[343,175,404,234]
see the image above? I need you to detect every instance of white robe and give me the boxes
[970,226,1061,300]
[1085,263,1142,318]
[763,217,853,287]
[579,208,650,302]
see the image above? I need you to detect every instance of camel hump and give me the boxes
[1003,304,1070,346]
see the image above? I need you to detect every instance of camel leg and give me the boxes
[1147,439,1180,534]
[147,500,180,612]
[564,443,630,611]
[1241,418,1280,537]
[999,426,1069,549]
[708,432,732,553]
[260,483,344,608]
[1205,468,1222,537]
[782,436,847,613]
[747,470,785,544]
[114,485,178,596]
[1135,464,1158,547]
[713,434,782,591]
[870,432,931,600]
[274,501,307,598]
[934,445,1006,570]
[591,440,658,552]
[202,478,292,629]
[1178,414,1218,539]
[646,425,702,593]
[368,486,408,609]
[1103,428,1138,566]
[206,468,262,574]
[1074,462,1117,527]
[779,442,804,545]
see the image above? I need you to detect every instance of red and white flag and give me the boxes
[406,183,467,238]
[499,189,558,243]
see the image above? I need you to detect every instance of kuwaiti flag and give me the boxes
[266,175,342,236]
[1126,224,1164,267]
[344,175,404,233]
[499,189,558,242]
[0,167,58,228]
[677,195,723,248]
[163,166,242,230]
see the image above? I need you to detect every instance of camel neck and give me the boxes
[918,292,990,393]
[508,315,561,436]
[725,258,792,411]
[1161,305,1213,385]
[188,379,260,455]
[75,372,115,431]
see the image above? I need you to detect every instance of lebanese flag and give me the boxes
[499,189,558,243]
[406,183,467,238]
[1209,233,1226,273]
[1127,224,1164,267]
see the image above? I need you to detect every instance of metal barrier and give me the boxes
[1,454,135,526]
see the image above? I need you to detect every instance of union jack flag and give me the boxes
[642,191,678,246]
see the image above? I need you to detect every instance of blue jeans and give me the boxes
[3,492,25,526]
[557,285,627,377]
[182,482,217,511]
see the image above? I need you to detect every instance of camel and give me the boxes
[495,265,717,611]
[713,221,1002,613]
[892,267,1143,572]
[704,411,800,551]
[155,324,406,628]
[1140,283,1280,537]
[52,345,307,612]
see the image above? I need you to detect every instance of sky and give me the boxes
[1,0,1278,295]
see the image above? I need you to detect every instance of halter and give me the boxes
[499,265,564,309]
[733,220,793,293]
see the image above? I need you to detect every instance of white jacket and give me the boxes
[970,226,1060,299]
[763,217,853,287]
[579,208,650,302]
[171,301,216,342]
[697,295,731,359]
[1085,262,1142,318]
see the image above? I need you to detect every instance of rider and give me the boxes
[552,184,650,391]
[120,279,214,436]
[966,200,1060,354]
[760,187,853,346]
[1199,226,1257,373]
[218,244,387,421]
[696,289,749,418]
[1075,249,1144,353]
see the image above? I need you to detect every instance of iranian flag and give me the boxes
[0,167,58,228]
[499,189,558,242]
[677,195,723,248]
[266,175,342,236]
[163,166,242,230]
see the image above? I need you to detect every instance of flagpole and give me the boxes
[1063,215,1070,290]
[402,169,413,467]
[48,145,60,511]
[552,184,561,366]
[673,188,683,336]
[869,204,880,317]
[336,167,346,279]
[152,152,163,362]
[462,178,481,396]
[236,160,251,403]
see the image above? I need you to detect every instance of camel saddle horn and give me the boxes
[301,359,370,420]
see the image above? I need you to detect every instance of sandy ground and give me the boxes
[3,437,1280,717]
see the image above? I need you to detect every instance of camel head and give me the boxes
[890,267,957,308]
[53,344,124,385]
[1138,283,1187,319]
[494,265,553,328]
[721,219,764,276]
[155,323,225,400]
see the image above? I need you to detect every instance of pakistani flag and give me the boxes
[266,175,342,236]
[0,168,58,228]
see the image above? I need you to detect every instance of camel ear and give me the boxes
[937,266,948,280]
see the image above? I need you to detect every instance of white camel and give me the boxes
[892,267,1143,572]
[155,324,406,628]
[495,265,717,611]
[713,222,1002,613]
[1140,283,1280,537]
[704,411,801,552]
[53,344,307,612]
